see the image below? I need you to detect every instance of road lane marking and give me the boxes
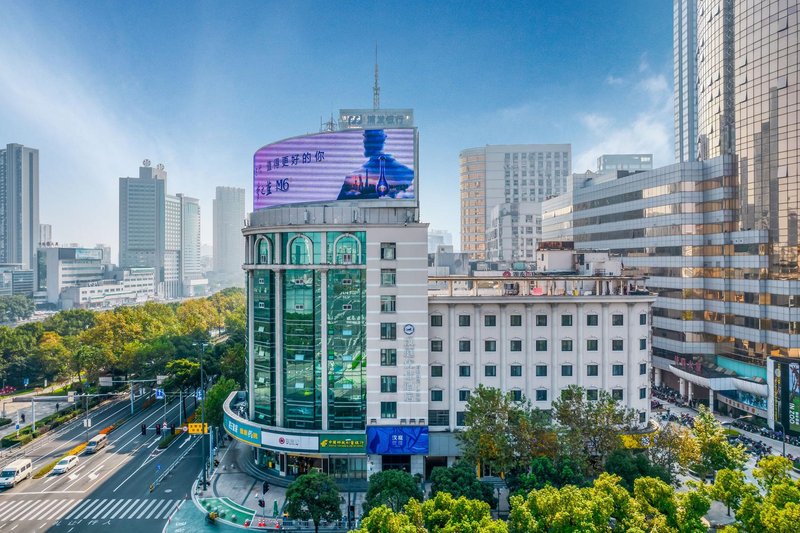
[178,435,191,448]
[43,499,78,521]
[116,498,141,520]
[134,499,157,519]
[126,499,150,519]
[25,499,62,521]
[98,499,125,519]
[72,498,106,520]
[62,498,92,519]
[90,499,117,518]
[108,499,131,520]
[146,499,169,519]
[0,500,28,520]
[1,500,37,520]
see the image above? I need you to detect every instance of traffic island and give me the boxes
[198,497,256,525]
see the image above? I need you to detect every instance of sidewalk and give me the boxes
[0,381,74,440]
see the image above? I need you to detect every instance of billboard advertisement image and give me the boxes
[789,362,800,433]
[366,426,429,455]
[253,128,416,210]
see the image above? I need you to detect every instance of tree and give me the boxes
[508,480,616,532]
[711,468,752,516]
[42,308,96,336]
[646,422,700,484]
[551,385,635,475]
[284,472,341,533]
[200,377,237,427]
[420,492,507,532]
[690,406,746,478]
[363,469,423,514]
[0,295,34,323]
[734,477,800,533]
[752,455,793,492]
[508,456,586,496]
[430,461,495,507]
[633,475,710,532]
[220,343,246,386]
[176,298,218,335]
[604,449,670,492]
[355,505,418,533]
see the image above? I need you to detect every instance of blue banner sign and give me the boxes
[224,412,262,446]
[366,426,429,455]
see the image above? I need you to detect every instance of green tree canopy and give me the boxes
[200,377,237,427]
[284,472,341,533]
[363,469,423,514]
[690,406,746,478]
[604,449,671,492]
[430,461,495,507]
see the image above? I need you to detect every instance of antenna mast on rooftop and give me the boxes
[373,43,380,110]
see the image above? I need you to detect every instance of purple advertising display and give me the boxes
[253,128,416,210]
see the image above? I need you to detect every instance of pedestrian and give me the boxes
[55,402,60,411]
[20,413,25,423]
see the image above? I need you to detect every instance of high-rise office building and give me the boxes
[0,143,39,270]
[460,144,571,260]
[177,193,207,296]
[213,186,245,280]
[674,0,698,162]
[427,229,453,254]
[39,224,52,246]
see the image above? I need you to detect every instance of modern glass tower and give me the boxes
[0,143,39,270]
[674,0,698,162]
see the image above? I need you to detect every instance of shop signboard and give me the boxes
[262,430,319,452]
[223,412,261,446]
[318,433,366,454]
[366,426,428,455]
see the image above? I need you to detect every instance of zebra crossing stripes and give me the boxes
[0,497,181,522]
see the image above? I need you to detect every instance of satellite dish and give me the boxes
[142,159,151,167]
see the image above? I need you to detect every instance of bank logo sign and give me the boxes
[253,128,416,210]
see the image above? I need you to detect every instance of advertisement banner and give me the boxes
[789,362,800,433]
[223,414,261,446]
[253,128,416,210]
[262,430,319,452]
[366,426,429,455]
[318,433,366,454]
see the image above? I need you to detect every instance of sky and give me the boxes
[0,0,674,256]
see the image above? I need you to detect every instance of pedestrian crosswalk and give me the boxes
[0,497,182,522]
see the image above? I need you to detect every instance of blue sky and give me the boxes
[0,0,673,255]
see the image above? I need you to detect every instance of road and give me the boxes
[0,393,206,533]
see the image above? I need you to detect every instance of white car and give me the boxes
[52,455,79,474]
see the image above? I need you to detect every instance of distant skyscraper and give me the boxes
[177,193,206,296]
[460,144,570,260]
[0,143,39,270]
[674,0,698,162]
[39,224,52,246]
[213,186,245,278]
[427,229,453,254]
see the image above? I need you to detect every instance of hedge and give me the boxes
[0,417,11,427]
[158,431,180,449]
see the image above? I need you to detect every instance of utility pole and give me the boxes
[194,341,209,490]
[84,394,90,442]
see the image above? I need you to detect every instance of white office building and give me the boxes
[213,186,246,284]
[0,143,39,271]
[486,202,541,263]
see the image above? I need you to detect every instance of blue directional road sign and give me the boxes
[156,464,161,472]
[195,390,204,400]
[23,378,29,387]
[155,388,165,400]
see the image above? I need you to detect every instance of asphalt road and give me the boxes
[0,393,205,533]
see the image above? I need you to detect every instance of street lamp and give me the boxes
[193,341,209,490]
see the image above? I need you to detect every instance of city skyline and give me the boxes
[0,1,673,252]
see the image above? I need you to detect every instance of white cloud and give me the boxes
[605,74,624,86]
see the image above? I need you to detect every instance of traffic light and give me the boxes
[258,499,265,508]
[262,480,270,494]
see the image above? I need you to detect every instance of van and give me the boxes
[0,458,33,488]
[85,433,108,454]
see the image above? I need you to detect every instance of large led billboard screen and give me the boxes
[789,362,800,433]
[253,128,416,210]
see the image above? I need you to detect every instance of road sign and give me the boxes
[15,423,19,430]
[156,464,161,472]
[99,376,113,387]
[182,425,188,433]
[155,388,165,400]
[162,422,168,430]
[68,391,76,403]
[187,423,208,434]
[23,378,29,387]
[195,390,204,400]
[83,419,92,428]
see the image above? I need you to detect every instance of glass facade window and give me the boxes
[511,389,523,402]
[612,364,624,376]
[639,387,647,399]
[612,339,624,351]
[332,234,360,264]
[587,364,599,376]
[510,339,522,351]
[381,401,397,418]
[536,339,547,351]
[251,270,276,426]
[431,365,443,377]
[639,313,647,325]
[381,269,396,287]
[536,315,548,326]
[456,411,466,426]
[639,363,647,375]
[484,340,496,352]
[536,389,548,401]
[257,237,272,264]
[430,340,443,352]
[458,365,471,377]
[561,339,573,351]
[381,349,397,366]
[485,365,497,377]
[430,314,442,327]
[380,376,397,393]
[612,389,623,401]
[535,365,547,377]
[561,364,573,377]
[380,242,396,260]
[587,314,598,326]
[380,295,396,313]
[380,322,396,340]
[431,389,443,402]
[459,389,471,402]
[458,314,471,326]
[561,314,573,326]
[612,314,624,326]
[586,389,598,401]
[459,340,471,352]
[510,314,522,326]
[484,314,496,326]
[639,338,647,350]
[429,410,449,426]
[510,365,522,377]
[587,339,598,351]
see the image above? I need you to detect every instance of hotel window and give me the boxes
[535,340,548,351]
[639,363,647,375]
[586,339,598,351]
[380,268,396,287]
[380,322,396,340]
[510,365,522,377]
[561,364,573,377]
[640,313,647,325]
[586,389,598,401]
[612,389,624,401]
[380,242,396,260]
[381,401,397,418]
[380,376,397,393]
[380,349,397,366]
[639,412,646,424]
[430,314,442,327]
[510,314,522,326]
[456,411,466,426]
[586,314,598,326]
[536,315,548,326]
[561,339,573,352]
[430,340,443,352]
[612,339,624,351]
[561,314,573,326]
[640,387,647,399]
[511,389,523,402]
[587,364,599,376]
[535,365,548,377]
[535,389,548,402]
[484,340,497,352]
[458,340,471,352]
[458,315,471,327]
[380,295,396,313]
[510,340,522,352]
[459,390,471,402]
[458,365,471,377]
[484,365,497,377]
[639,338,647,350]
[612,314,624,326]
[431,365,443,377]
[612,364,624,376]
[430,390,443,402]
[484,315,497,326]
